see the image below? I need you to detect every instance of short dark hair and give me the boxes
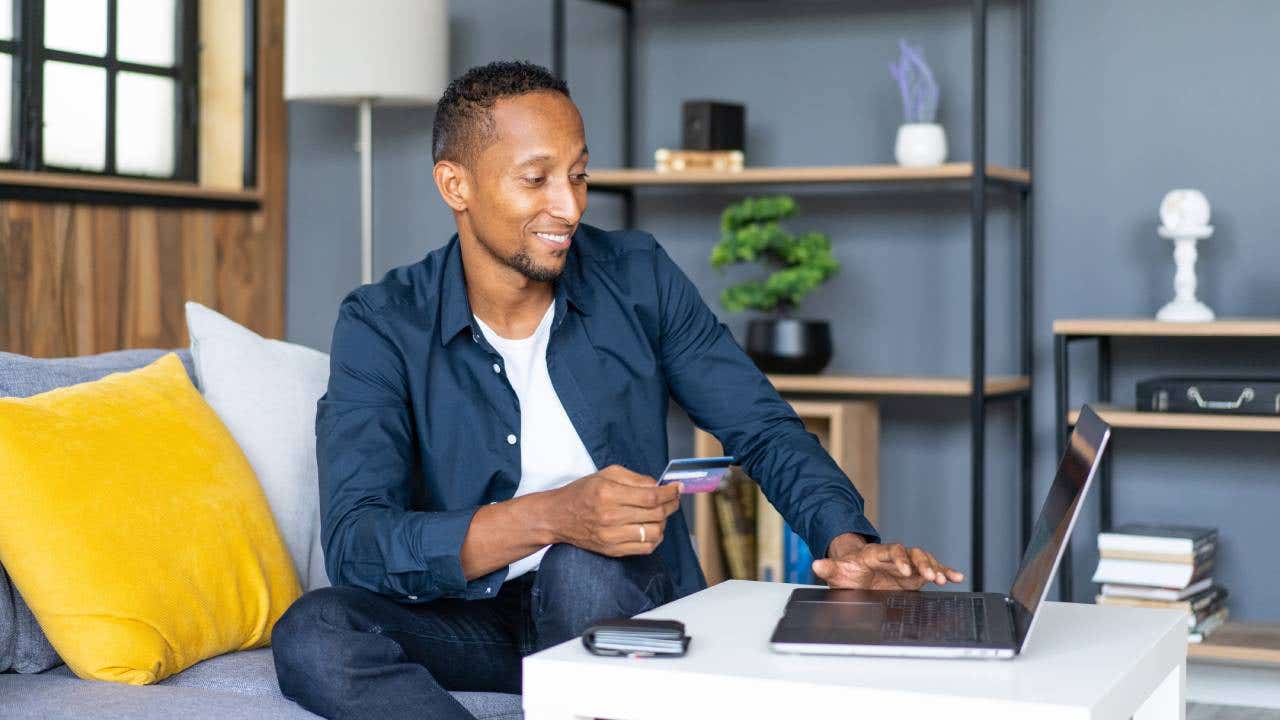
[431,60,571,166]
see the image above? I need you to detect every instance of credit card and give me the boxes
[658,456,735,494]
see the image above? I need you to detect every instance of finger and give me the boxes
[606,506,670,525]
[606,541,657,557]
[598,522,659,547]
[811,558,835,581]
[909,547,936,582]
[888,544,912,577]
[609,479,670,507]
[918,549,946,585]
[608,466,659,487]
[942,564,965,583]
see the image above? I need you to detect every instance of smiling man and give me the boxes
[272,60,963,720]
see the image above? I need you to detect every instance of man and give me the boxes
[273,60,963,720]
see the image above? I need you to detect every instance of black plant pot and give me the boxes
[745,317,832,374]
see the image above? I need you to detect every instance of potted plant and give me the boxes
[710,195,839,374]
[889,39,945,166]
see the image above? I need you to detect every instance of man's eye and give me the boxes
[572,172,591,183]
[523,176,545,185]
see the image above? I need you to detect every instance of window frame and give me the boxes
[3,0,199,182]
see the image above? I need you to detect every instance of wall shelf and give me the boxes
[586,163,1030,188]
[767,374,1030,398]
[1188,622,1280,667]
[1052,318,1280,338]
[1068,405,1280,433]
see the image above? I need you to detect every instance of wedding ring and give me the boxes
[639,524,647,543]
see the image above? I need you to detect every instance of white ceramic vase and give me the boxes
[894,122,947,166]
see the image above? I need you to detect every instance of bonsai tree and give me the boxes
[710,195,839,316]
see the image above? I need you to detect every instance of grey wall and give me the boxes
[286,0,1280,618]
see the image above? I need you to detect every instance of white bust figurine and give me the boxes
[1159,189,1212,233]
[1155,189,1215,322]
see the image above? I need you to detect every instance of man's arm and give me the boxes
[652,242,880,557]
[651,241,964,589]
[319,297,680,598]
[318,297,508,601]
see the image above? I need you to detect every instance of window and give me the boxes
[1,0,197,180]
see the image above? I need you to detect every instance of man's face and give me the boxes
[464,91,589,283]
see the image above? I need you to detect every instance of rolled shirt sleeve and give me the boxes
[653,241,880,558]
[316,296,504,601]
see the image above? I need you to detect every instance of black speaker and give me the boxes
[681,101,745,152]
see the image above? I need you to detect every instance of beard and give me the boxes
[478,233,565,283]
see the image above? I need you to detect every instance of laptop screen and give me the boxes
[1008,406,1110,649]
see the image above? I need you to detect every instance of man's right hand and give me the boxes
[546,464,682,557]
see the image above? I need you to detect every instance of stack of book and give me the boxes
[1091,524,1228,643]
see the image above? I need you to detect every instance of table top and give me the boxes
[523,580,1188,715]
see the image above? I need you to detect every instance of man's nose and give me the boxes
[547,179,584,224]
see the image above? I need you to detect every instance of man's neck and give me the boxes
[458,230,554,340]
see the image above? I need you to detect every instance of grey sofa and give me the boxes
[0,349,522,720]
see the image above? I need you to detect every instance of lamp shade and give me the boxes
[285,0,448,106]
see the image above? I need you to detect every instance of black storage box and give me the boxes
[681,100,745,151]
[1136,377,1280,416]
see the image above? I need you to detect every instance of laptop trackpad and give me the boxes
[783,601,885,631]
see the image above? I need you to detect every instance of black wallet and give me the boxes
[581,618,690,657]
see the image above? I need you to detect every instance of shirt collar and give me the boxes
[439,230,591,348]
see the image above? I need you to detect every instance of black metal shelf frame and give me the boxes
[554,0,1035,593]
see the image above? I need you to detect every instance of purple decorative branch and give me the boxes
[889,39,939,123]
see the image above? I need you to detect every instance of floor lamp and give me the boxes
[284,0,449,285]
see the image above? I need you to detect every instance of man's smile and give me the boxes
[533,229,573,248]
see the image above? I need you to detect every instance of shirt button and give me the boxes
[485,587,492,594]
[506,434,517,445]
[472,333,479,342]
[492,363,501,374]
[407,595,418,601]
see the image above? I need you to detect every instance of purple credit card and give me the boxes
[658,456,735,494]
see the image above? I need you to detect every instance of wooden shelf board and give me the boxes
[1069,404,1280,432]
[1189,622,1280,666]
[0,169,262,204]
[587,162,1030,187]
[767,374,1030,397]
[1054,318,1280,338]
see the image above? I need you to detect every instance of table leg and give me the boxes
[1133,662,1186,720]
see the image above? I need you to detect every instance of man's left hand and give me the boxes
[812,533,965,591]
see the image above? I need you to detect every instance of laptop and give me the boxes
[769,404,1111,659]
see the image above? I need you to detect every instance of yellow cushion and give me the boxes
[0,353,301,684]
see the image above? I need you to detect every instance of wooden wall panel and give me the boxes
[0,204,280,356]
[0,0,286,358]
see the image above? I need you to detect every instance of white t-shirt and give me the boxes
[473,300,599,580]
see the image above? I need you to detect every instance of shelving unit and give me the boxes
[556,0,1035,592]
[1055,317,1280,668]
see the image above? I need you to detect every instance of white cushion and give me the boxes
[185,302,330,591]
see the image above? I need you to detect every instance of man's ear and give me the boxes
[433,160,470,212]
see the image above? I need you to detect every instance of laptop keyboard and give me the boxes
[881,595,987,643]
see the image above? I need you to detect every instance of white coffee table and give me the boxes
[522,580,1188,720]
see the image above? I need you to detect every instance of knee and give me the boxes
[536,544,673,619]
[272,587,365,685]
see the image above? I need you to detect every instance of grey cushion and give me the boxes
[0,348,196,673]
[0,649,523,719]
[0,563,12,670]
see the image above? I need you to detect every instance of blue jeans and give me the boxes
[272,544,675,720]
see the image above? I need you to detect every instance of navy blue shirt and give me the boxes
[316,224,879,603]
